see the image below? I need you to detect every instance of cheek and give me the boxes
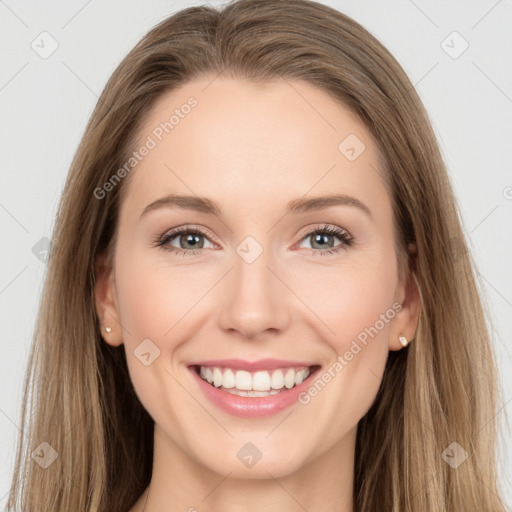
[291,252,398,443]
[112,243,218,398]
[112,247,201,437]
[289,255,398,351]
[114,242,205,345]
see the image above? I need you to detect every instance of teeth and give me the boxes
[223,369,235,389]
[253,371,271,391]
[213,368,223,387]
[221,387,288,397]
[295,368,310,385]
[197,365,312,394]
[235,370,252,390]
[271,369,284,389]
[284,368,295,389]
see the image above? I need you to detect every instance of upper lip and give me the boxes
[188,358,318,372]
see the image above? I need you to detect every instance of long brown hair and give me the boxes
[7,1,506,510]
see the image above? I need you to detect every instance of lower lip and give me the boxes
[189,366,318,418]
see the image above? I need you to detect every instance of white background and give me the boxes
[1,0,511,508]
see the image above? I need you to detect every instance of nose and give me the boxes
[217,246,291,341]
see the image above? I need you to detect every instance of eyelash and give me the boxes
[152,224,354,258]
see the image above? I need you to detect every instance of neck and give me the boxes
[130,424,356,512]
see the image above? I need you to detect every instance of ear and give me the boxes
[389,243,421,351]
[94,252,123,347]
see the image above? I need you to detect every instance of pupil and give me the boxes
[182,233,202,249]
[313,233,332,249]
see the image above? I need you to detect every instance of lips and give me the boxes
[187,359,320,417]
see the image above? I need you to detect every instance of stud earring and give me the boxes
[399,335,409,347]
[104,326,112,333]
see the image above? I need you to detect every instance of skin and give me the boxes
[95,76,420,512]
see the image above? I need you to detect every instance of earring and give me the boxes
[399,335,409,347]
[104,326,112,333]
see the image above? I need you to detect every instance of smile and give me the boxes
[197,365,311,396]
[188,359,321,417]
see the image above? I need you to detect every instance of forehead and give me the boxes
[121,76,388,219]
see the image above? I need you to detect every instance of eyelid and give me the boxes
[294,224,354,253]
[296,223,352,243]
[154,223,354,255]
[160,224,221,246]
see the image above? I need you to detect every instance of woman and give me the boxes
[7,0,507,510]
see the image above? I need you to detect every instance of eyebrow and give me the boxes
[140,193,372,220]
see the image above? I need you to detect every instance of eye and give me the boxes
[297,224,354,256]
[152,223,354,257]
[152,225,216,256]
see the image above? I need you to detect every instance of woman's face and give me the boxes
[95,76,418,479]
